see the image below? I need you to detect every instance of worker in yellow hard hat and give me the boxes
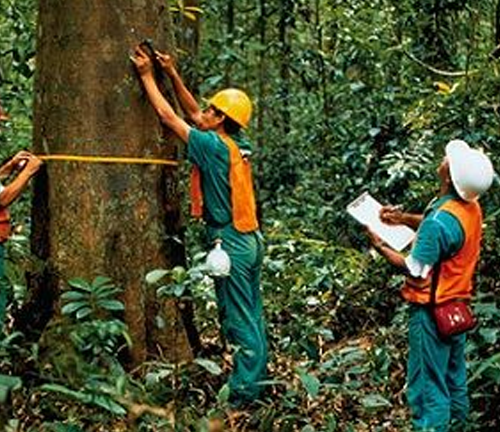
[0,99,43,332]
[131,46,267,407]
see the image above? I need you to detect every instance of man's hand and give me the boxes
[130,45,154,77]
[380,205,404,225]
[155,51,176,76]
[23,153,43,176]
[11,151,31,169]
[365,226,385,249]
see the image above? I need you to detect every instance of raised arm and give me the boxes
[131,46,191,143]
[366,227,407,269]
[155,52,203,127]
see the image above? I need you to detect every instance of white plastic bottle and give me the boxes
[206,238,231,277]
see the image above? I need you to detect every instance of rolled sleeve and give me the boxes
[405,255,432,278]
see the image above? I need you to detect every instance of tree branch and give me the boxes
[401,48,478,77]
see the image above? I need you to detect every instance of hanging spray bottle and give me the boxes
[205,238,231,277]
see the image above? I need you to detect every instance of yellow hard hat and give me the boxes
[208,88,252,128]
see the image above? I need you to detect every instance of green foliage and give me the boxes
[60,277,130,360]
[0,0,36,154]
[1,0,500,430]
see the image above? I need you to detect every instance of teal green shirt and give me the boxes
[187,128,253,228]
[410,194,465,266]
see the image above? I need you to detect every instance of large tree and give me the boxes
[15,0,193,365]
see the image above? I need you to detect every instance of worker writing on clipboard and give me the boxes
[364,140,494,431]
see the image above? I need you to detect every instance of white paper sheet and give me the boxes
[347,192,416,252]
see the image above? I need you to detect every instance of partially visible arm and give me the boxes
[399,213,424,230]
[372,241,407,269]
[366,226,407,269]
[380,205,423,230]
[140,74,191,143]
[0,151,32,180]
[156,52,203,127]
[0,160,16,180]
[0,154,42,207]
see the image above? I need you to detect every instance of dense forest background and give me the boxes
[1,0,500,430]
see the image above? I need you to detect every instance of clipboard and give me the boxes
[347,192,416,251]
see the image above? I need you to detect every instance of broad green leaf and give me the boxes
[61,301,87,316]
[298,370,320,398]
[360,393,392,410]
[479,328,498,344]
[92,276,113,288]
[145,269,170,285]
[75,307,93,320]
[97,300,125,311]
[0,374,21,403]
[40,384,92,403]
[173,284,185,297]
[93,284,120,298]
[217,383,230,403]
[194,358,223,376]
[68,278,92,291]
[91,394,127,416]
[171,266,187,283]
[468,352,500,384]
[60,291,87,301]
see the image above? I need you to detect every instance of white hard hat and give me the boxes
[446,139,495,202]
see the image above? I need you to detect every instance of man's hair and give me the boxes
[211,105,241,135]
[222,116,241,135]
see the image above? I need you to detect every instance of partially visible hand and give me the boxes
[365,226,384,249]
[155,51,176,76]
[11,150,33,171]
[12,150,31,165]
[380,205,403,225]
[24,154,43,175]
[130,45,154,77]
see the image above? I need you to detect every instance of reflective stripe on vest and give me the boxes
[190,133,259,233]
[401,199,482,305]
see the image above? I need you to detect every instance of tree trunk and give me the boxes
[256,0,267,184]
[279,0,292,135]
[496,0,500,45]
[16,0,193,366]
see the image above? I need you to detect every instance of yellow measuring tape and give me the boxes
[38,154,179,166]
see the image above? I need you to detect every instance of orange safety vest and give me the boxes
[401,199,482,305]
[190,132,259,233]
[0,206,11,243]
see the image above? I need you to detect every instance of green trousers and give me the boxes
[407,305,468,431]
[209,225,267,406]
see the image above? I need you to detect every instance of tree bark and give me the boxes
[15,0,193,366]
[279,0,292,135]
